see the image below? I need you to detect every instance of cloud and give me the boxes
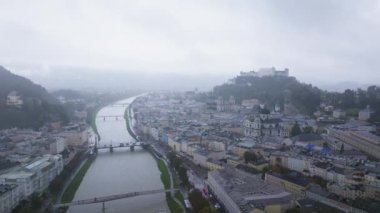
[0,0,379,85]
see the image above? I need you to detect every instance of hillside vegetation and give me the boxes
[0,66,68,129]
[213,75,380,122]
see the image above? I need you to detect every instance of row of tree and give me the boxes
[166,151,190,188]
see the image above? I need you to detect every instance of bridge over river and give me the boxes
[66,96,168,213]
[92,141,148,153]
[55,189,176,211]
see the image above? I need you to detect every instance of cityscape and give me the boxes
[1,1,380,213]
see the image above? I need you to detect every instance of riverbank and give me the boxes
[61,156,95,204]
[125,101,185,213]
[89,106,102,140]
[124,105,139,141]
[151,150,184,213]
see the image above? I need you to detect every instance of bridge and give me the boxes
[54,188,176,211]
[97,115,124,121]
[109,103,129,107]
[94,142,147,152]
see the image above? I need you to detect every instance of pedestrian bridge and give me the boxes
[54,189,177,209]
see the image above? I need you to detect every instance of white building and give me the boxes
[358,106,372,121]
[216,96,239,112]
[333,109,346,119]
[241,99,260,109]
[244,115,290,138]
[0,155,63,201]
[49,137,66,154]
[6,91,23,107]
[0,184,20,213]
[239,67,289,78]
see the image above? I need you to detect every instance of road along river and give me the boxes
[67,96,168,213]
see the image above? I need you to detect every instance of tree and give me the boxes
[290,122,302,137]
[285,207,302,213]
[243,151,257,163]
[30,193,43,209]
[188,189,210,213]
[178,166,189,187]
[302,126,314,134]
[311,175,328,188]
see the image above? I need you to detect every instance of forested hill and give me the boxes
[213,75,321,115]
[213,75,380,121]
[0,66,68,129]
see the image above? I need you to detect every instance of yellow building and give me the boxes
[232,146,250,157]
[265,172,310,197]
[227,157,242,167]
[207,160,223,170]
[168,136,181,152]
[251,205,283,213]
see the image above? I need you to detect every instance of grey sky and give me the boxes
[1,0,380,87]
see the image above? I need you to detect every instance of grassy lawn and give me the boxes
[166,193,183,213]
[155,156,183,213]
[175,190,185,207]
[157,159,171,190]
[61,157,95,203]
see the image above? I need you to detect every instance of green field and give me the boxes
[61,156,95,203]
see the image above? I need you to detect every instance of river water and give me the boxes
[68,96,168,213]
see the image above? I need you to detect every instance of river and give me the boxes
[68,96,168,213]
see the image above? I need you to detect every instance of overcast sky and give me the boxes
[1,0,380,87]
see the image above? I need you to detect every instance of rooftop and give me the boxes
[267,171,311,187]
[209,167,294,213]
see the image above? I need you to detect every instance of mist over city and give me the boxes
[1,1,380,213]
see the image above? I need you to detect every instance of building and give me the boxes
[239,67,289,78]
[358,107,372,121]
[193,150,225,168]
[6,91,23,107]
[291,133,326,147]
[216,96,239,112]
[270,153,289,169]
[333,109,346,119]
[208,167,295,213]
[57,129,88,147]
[0,155,63,200]
[244,116,289,138]
[168,136,181,152]
[0,184,20,213]
[265,172,311,197]
[328,128,380,159]
[306,184,367,213]
[241,99,260,109]
[207,160,223,171]
[49,137,66,154]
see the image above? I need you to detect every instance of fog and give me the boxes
[1,0,380,90]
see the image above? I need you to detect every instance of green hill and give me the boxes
[213,74,380,122]
[0,66,68,129]
[213,75,321,115]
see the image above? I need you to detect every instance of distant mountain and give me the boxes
[0,66,68,129]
